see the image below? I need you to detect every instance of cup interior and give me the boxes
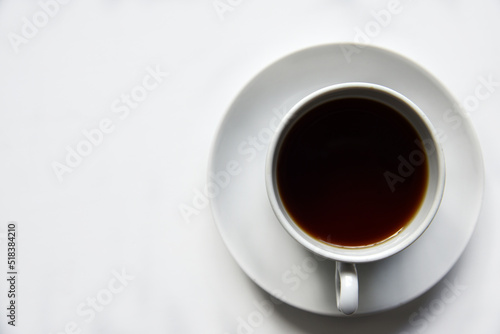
[265,83,445,263]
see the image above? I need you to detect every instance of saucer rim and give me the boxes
[208,42,485,316]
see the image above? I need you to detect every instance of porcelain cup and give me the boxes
[265,83,446,315]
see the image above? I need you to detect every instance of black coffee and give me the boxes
[276,97,429,247]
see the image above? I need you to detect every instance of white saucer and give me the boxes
[209,44,484,316]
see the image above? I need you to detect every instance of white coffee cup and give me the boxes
[265,83,445,315]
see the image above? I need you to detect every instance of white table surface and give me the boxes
[1,1,499,333]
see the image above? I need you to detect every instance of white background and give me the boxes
[0,1,499,333]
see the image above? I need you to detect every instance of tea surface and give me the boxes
[276,98,428,247]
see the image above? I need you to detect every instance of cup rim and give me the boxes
[265,82,446,263]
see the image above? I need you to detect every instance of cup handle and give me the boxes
[335,262,358,315]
